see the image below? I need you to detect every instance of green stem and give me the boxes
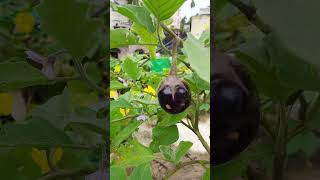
[111,114,139,123]
[169,39,178,76]
[227,0,272,34]
[164,160,209,180]
[0,143,97,150]
[273,103,287,180]
[157,23,171,53]
[37,164,99,180]
[73,57,108,97]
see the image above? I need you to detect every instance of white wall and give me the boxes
[191,15,210,38]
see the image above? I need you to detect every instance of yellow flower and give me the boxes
[120,108,130,116]
[144,85,156,96]
[31,148,50,174]
[110,90,118,100]
[15,12,34,33]
[114,64,121,73]
[31,147,64,174]
[0,93,13,115]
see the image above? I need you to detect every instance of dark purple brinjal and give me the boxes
[212,53,260,165]
[157,40,191,114]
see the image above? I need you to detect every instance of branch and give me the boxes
[160,22,183,42]
[227,0,272,34]
[73,57,108,97]
[0,143,97,150]
[164,160,209,180]
[111,114,139,123]
[37,165,99,180]
[157,23,171,53]
[48,76,81,84]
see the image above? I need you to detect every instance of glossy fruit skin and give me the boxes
[158,76,191,114]
[212,61,260,166]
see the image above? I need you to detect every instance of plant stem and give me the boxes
[169,39,178,76]
[0,143,97,150]
[160,22,183,42]
[164,160,209,180]
[227,0,272,34]
[37,164,99,180]
[72,57,108,97]
[48,76,81,84]
[177,57,194,72]
[157,23,171,53]
[273,103,287,180]
[111,114,139,123]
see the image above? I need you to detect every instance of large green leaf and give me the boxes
[232,40,294,100]
[255,0,320,68]
[36,0,101,56]
[287,131,320,157]
[110,80,126,90]
[264,33,320,92]
[0,147,41,180]
[122,57,141,80]
[150,125,179,152]
[157,109,188,127]
[112,120,143,147]
[116,139,155,167]
[159,145,175,162]
[110,166,126,180]
[0,117,72,147]
[32,89,106,139]
[128,163,152,180]
[110,28,139,49]
[183,33,210,83]
[31,88,73,130]
[115,4,155,33]
[0,62,47,92]
[174,141,193,164]
[143,0,185,21]
[131,23,158,58]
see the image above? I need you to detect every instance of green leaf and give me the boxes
[36,0,101,56]
[255,0,320,68]
[214,0,228,14]
[110,80,126,90]
[128,163,152,180]
[0,62,47,92]
[264,33,320,92]
[0,147,41,179]
[150,125,179,152]
[0,117,72,147]
[199,103,210,112]
[184,72,210,94]
[202,168,210,180]
[31,88,73,130]
[213,156,249,180]
[287,131,320,157]
[174,141,193,164]
[183,33,210,83]
[131,23,157,58]
[143,0,185,21]
[110,28,139,48]
[110,166,127,180]
[157,109,188,127]
[122,57,141,80]
[232,40,293,100]
[115,4,155,33]
[159,145,175,162]
[85,62,101,84]
[112,120,143,147]
[117,139,155,167]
